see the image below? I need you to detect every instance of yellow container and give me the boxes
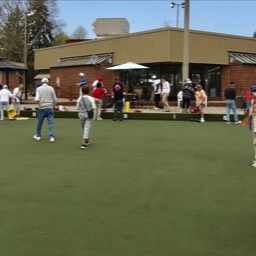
[8,104,17,119]
[125,101,130,112]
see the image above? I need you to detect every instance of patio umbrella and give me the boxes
[106,62,149,70]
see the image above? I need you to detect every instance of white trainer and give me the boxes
[49,137,55,143]
[33,135,41,141]
[252,162,256,168]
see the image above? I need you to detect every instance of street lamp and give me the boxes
[24,10,35,99]
[170,2,185,28]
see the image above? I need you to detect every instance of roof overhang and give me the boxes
[50,53,113,68]
[34,74,50,80]
[229,52,256,64]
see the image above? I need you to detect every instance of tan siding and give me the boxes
[34,27,256,70]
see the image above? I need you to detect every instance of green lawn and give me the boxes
[0,118,255,256]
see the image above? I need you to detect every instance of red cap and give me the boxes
[98,76,103,82]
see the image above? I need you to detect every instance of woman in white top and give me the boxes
[12,84,24,117]
[161,76,171,112]
[76,85,96,149]
[0,84,13,120]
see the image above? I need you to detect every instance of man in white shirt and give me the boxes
[0,84,13,120]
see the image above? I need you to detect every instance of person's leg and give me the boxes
[83,119,92,143]
[46,108,55,139]
[97,99,102,119]
[113,101,118,120]
[199,105,205,122]
[118,101,124,120]
[252,122,256,166]
[0,102,4,120]
[36,109,45,137]
[226,101,231,123]
[13,102,19,116]
[186,99,191,112]
[230,101,239,122]
[162,93,170,111]
[155,94,160,108]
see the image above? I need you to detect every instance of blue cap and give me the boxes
[250,84,256,92]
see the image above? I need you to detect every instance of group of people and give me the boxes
[0,83,24,120]
[33,74,125,149]
[13,74,256,168]
[151,76,207,123]
[151,75,173,112]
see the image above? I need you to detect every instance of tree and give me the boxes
[54,33,69,45]
[71,25,88,39]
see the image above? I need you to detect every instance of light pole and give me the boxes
[24,10,35,99]
[182,0,190,82]
[170,2,185,28]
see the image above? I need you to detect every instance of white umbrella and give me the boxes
[106,62,149,70]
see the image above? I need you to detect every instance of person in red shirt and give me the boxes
[92,82,107,120]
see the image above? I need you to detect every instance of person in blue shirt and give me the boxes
[77,72,87,95]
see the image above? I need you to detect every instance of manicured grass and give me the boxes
[0,118,255,256]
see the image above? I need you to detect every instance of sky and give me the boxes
[57,0,256,39]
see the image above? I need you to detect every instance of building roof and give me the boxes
[50,53,112,68]
[0,58,26,70]
[229,52,256,64]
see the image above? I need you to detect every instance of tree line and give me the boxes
[0,0,88,86]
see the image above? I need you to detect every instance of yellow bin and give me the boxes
[125,101,130,112]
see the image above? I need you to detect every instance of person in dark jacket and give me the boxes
[224,81,241,124]
[181,78,195,113]
[112,78,124,121]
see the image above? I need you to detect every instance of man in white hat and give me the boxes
[34,78,57,142]
[0,84,13,120]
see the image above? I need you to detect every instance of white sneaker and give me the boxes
[252,162,256,168]
[254,139,256,145]
[226,122,231,125]
[97,117,103,120]
[200,118,205,123]
[235,121,241,124]
[33,135,41,141]
[49,137,55,143]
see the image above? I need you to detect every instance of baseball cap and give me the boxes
[41,78,49,83]
[79,73,85,76]
[250,84,256,92]
[185,78,192,84]
[151,75,157,79]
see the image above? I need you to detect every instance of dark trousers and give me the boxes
[154,94,161,108]
[182,98,191,109]
[114,100,123,119]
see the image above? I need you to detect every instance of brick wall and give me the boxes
[0,71,21,91]
[50,64,119,100]
[221,63,256,99]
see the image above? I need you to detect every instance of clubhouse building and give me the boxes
[34,27,256,102]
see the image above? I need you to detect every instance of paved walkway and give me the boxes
[21,102,245,115]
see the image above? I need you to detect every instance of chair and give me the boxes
[177,91,183,107]
[140,86,153,108]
